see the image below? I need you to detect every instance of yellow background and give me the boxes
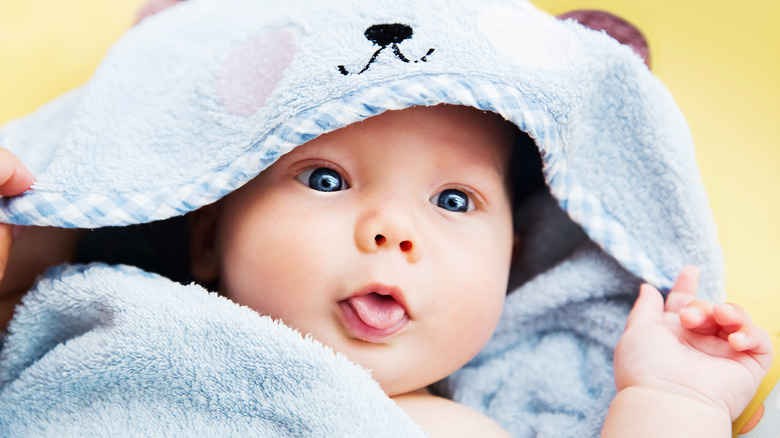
[0,1,778,333]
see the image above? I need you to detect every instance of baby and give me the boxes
[187,105,516,435]
[185,104,774,437]
[0,0,772,435]
[1,104,771,437]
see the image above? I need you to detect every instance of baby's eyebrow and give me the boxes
[448,166,510,200]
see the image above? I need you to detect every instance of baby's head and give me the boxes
[190,104,518,396]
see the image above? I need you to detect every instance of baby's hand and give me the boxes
[0,147,35,283]
[614,266,773,421]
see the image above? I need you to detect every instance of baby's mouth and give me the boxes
[338,289,410,343]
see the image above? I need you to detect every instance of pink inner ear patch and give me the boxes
[217,29,296,117]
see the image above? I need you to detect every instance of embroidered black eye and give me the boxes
[296,167,348,192]
[431,189,472,213]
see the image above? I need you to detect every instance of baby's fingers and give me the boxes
[625,284,665,329]
[724,310,774,374]
[665,265,701,313]
[728,323,773,356]
[679,300,719,335]
[714,303,772,353]
[714,303,752,334]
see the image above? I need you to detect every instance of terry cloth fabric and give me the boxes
[0,0,725,436]
[0,264,426,436]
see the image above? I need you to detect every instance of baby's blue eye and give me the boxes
[431,189,472,213]
[297,167,348,192]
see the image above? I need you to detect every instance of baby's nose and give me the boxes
[374,234,414,253]
[354,201,421,262]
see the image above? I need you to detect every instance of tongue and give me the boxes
[348,293,406,330]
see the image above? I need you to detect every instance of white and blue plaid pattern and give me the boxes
[546,160,674,291]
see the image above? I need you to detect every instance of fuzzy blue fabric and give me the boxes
[0,264,426,436]
[0,0,724,436]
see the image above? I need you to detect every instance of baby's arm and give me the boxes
[601,266,773,437]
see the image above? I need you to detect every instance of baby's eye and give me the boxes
[295,167,349,192]
[430,189,473,213]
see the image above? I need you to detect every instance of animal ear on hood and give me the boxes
[557,10,651,68]
[134,0,187,25]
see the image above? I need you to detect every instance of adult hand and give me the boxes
[0,147,35,284]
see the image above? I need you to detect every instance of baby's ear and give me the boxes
[557,10,651,68]
[134,0,187,25]
[188,204,219,283]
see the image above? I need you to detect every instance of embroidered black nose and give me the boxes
[364,24,413,47]
[338,23,434,76]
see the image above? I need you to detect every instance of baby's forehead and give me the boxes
[301,105,517,171]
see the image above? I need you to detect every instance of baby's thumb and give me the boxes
[625,284,665,329]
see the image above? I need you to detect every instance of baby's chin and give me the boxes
[376,375,437,399]
[337,344,467,398]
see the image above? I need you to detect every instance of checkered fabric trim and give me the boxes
[0,74,669,288]
[546,156,674,290]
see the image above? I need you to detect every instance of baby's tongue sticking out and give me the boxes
[347,293,406,330]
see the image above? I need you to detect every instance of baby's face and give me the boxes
[201,105,515,396]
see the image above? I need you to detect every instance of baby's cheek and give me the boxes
[446,234,510,322]
[447,277,506,354]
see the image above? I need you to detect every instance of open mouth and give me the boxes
[338,288,410,343]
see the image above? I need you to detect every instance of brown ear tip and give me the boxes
[557,9,651,68]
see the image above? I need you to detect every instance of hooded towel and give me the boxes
[0,0,723,436]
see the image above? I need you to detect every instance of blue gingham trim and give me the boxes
[545,155,674,290]
[0,74,669,288]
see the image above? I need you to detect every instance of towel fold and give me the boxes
[0,264,426,436]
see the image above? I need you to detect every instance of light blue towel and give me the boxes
[0,0,724,436]
[0,264,426,436]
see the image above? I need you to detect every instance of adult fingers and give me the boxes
[0,148,35,197]
[0,224,11,285]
